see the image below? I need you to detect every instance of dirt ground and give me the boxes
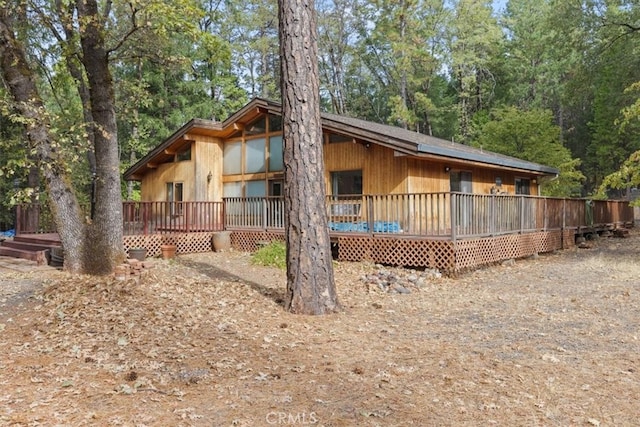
[1,231,639,427]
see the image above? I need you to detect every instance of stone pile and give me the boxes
[361,265,442,294]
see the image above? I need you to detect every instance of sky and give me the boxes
[492,0,507,14]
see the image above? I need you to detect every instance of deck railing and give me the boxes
[223,193,634,240]
[16,194,634,240]
[122,201,225,235]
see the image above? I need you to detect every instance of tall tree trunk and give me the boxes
[278,0,340,314]
[0,9,87,272]
[399,0,408,130]
[57,1,98,178]
[76,0,125,273]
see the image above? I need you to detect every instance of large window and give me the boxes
[450,171,472,193]
[269,115,282,132]
[515,178,531,195]
[246,117,266,135]
[269,135,284,171]
[246,138,266,173]
[246,180,266,197]
[223,182,242,198]
[223,142,242,175]
[331,170,363,195]
[222,114,285,194]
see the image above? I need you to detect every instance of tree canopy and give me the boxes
[2,0,640,239]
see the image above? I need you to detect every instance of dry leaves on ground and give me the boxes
[1,231,639,426]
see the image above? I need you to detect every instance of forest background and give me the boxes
[2,0,640,229]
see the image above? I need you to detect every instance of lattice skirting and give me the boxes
[124,229,569,274]
[123,232,215,257]
[454,230,564,272]
[338,230,565,274]
[230,230,285,252]
[337,236,455,272]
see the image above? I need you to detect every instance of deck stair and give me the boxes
[0,234,62,265]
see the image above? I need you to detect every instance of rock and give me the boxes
[422,269,442,280]
[407,274,418,283]
[391,284,411,294]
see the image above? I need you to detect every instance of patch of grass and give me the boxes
[251,241,286,269]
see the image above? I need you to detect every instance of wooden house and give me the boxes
[124,98,558,205]
[121,98,632,273]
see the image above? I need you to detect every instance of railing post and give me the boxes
[222,198,228,229]
[263,197,268,231]
[489,195,495,236]
[520,196,525,233]
[141,203,147,235]
[367,195,374,235]
[185,202,189,231]
[450,193,457,242]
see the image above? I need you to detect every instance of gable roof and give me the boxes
[123,97,559,180]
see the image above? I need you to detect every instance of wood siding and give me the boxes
[140,137,224,202]
[140,145,194,202]
[407,158,541,196]
[323,141,408,195]
[190,134,224,201]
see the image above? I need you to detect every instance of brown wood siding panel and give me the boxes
[407,158,449,193]
[323,142,408,195]
[407,158,541,196]
[140,138,223,202]
[192,136,223,202]
[140,158,194,201]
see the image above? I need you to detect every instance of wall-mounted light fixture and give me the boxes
[444,166,451,173]
[207,171,213,183]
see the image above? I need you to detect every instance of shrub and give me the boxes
[251,241,286,269]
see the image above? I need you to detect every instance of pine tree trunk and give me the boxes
[278,0,340,314]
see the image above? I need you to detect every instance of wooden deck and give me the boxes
[11,194,635,273]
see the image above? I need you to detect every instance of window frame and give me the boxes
[166,182,184,216]
[450,170,472,193]
[515,177,531,195]
[331,170,363,196]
